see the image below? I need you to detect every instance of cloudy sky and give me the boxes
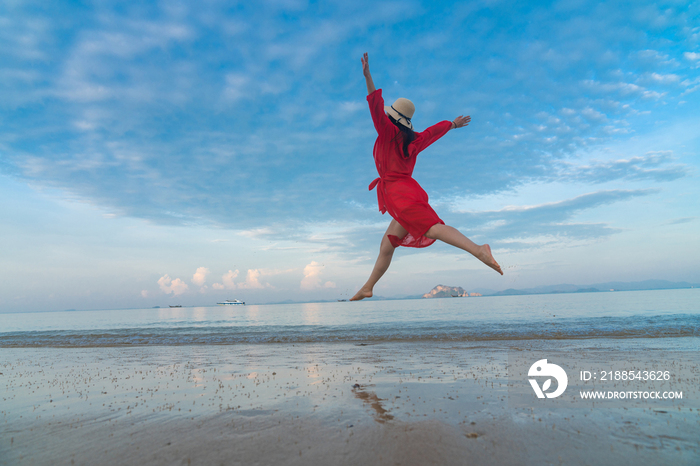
[1,0,698,312]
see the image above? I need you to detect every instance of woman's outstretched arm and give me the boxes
[410,114,472,155]
[450,115,471,130]
[362,52,376,95]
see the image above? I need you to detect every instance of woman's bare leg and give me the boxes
[350,220,408,301]
[425,224,503,275]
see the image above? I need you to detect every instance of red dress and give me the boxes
[367,89,452,248]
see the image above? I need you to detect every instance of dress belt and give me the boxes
[368,173,410,214]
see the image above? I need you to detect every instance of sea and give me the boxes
[1,288,698,347]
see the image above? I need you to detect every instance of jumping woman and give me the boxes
[351,53,503,302]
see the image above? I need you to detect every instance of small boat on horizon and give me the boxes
[169,305,182,308]
[217,299,245,305]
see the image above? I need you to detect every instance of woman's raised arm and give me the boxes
[450,115,471,130]
[362,52,376,95]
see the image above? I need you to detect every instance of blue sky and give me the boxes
[1,0,699,312]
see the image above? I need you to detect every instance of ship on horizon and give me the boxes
[217,299,245,305]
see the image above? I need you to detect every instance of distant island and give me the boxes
[484,279,698,297]
[415,280,698,300]
[423,285,482,298]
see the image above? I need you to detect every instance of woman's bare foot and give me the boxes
[477,244,503,275]
[350,287,373,301]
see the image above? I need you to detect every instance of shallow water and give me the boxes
[2,340,699,466]
[1,289,698,346]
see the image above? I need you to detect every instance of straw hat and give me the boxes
[385,98,415,130]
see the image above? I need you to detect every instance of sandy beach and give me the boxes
[3,1,699,465]
[2,341,699,465]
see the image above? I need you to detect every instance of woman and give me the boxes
[350,53,502,302]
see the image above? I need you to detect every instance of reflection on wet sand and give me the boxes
[352,384,394,423]
[4,342,698,466]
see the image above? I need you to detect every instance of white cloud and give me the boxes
[192,266,210,286]
[684,52,700,61]
[50,15,194,104]
[636,49,668,61]
[157,274,189,295]
[223,73,250,101]
[209,269,270,290]
[239,227,274,239]
[221,19,249,36]
[222,269,239,289]
[141,290,149,298]
[582,80,645,96]
[238,269,266,289]
[581,107,607,121]
[648,73,680,84]
[340,101,364,113]
[300,261,327,290]
[74,120,96,131]
[641,90,665,99]
[324,281,336,288]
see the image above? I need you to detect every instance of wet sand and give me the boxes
[2,341,699,465]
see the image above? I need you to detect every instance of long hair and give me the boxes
[388,114,416,159]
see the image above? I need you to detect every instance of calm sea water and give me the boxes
[1,289,698,347]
